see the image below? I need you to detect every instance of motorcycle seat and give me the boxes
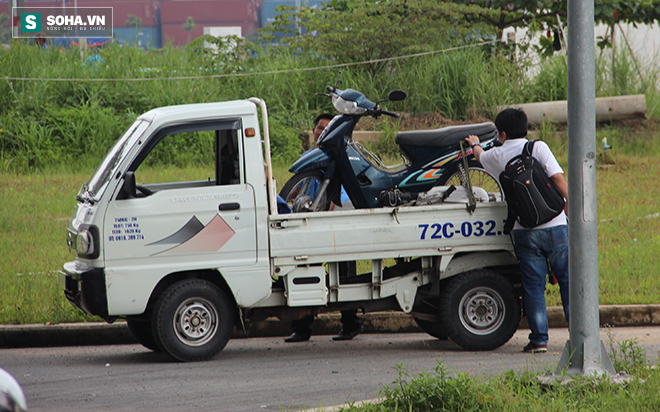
[395,122,496,147]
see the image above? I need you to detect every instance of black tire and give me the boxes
[440,270,520,351]
[151,279,234,362]
[438,163,504,203]
[414,317,449,340]
[127,318,161,352]
[280,169,338,213]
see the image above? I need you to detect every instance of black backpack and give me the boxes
[499,140,565,234]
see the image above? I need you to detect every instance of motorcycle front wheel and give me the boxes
[280,169,339,212]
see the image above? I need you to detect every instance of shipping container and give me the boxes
[6,0,267,48]
[160,0,258,25]
[114,26,161,48]
[260,0,322,39]
[161,20,257,46]
[12,1,158,28]
[78,0,159,27]
[260,0,322,27]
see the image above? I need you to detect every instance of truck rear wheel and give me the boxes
[152,279,234,362]
[127,318,161,352]
[440,270,520,351]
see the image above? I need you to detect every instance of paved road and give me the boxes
[1,327,658,412]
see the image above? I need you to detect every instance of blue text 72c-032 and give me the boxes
[418,220,507,240]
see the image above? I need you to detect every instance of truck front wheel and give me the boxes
[152,279,234,362]
[440,270,520,351]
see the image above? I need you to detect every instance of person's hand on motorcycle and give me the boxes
[465,134,484,162]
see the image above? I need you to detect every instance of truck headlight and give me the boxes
[76,225,100,259]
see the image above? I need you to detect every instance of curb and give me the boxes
[1,305,659,349]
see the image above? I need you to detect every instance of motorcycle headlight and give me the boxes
[76,225,100,259]
[332,95,367,115]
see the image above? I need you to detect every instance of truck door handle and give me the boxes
[219,202,240,211]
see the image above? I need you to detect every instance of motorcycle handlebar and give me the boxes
[381,110,400,118]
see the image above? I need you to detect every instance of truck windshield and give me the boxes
[85,120,150,202]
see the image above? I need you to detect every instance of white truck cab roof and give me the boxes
[138,100,258,127]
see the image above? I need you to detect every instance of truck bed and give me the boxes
[264,201,516,310]
[269,202,513,265]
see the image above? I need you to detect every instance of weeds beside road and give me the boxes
[343,332,659,412]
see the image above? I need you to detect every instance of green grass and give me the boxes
[340,365,660,411]
[0,172,96,324]
[538,123,660,307]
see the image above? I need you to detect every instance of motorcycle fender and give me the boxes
[289,148,333,174]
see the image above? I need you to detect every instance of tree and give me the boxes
[447,0,660,48]
[263,0,498,76]
[125,14,143,45]
[447,1,563,35]
[594,0,660,48]
[183,16,196,44]
[125,14,142,29]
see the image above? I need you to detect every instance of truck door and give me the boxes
[103,120,258,300]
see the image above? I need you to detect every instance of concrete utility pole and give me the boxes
[555,0,615,376]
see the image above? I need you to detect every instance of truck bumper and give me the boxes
[61,261,112,321]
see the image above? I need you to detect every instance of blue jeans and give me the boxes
[513,225,569,345]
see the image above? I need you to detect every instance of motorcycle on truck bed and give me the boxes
[61,87,522,362]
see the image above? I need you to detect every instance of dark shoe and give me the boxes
[523,342,547,353]
[332,325,364,341]
[284,332,311,343]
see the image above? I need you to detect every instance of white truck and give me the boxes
[61,98,522,362]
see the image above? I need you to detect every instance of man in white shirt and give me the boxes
[465,108,569,353]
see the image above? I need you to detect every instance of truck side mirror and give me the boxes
[120,171,137,199]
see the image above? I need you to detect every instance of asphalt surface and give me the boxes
[2,304,659,348]
[5,327,660,412]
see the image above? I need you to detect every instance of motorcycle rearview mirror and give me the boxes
[377,90,407,104]
[388,90,407,102]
